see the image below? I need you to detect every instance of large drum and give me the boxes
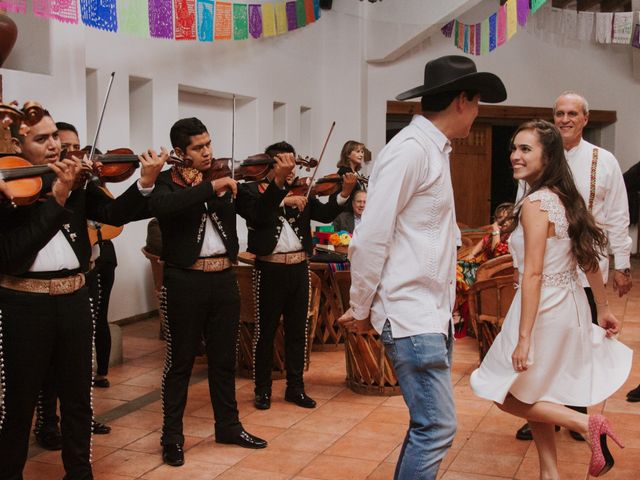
[332,270,401,396]
[235,263,321,380]
[310,264,347,350]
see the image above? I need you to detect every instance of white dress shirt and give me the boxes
[515,138,631,285]
[199,214,227,256]
[349,115,457,338]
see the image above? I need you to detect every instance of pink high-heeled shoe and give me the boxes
[588,414,624,477]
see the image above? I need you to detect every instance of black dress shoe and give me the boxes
[284,391,316,408]
[216,429,267,449]
[627,384,640,402]
[92,420,111,435]
[254,393,271,410]
[515,422,561,440]
[162,444,185,466]
[35,430,63,450]
[569,430,586,441]
[93,377,110,388]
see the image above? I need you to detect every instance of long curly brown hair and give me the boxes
[507,120,607,272]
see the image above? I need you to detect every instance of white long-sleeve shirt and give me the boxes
[348,115,457,338]
[515,138,631,285]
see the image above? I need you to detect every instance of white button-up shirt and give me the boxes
[515,138,631,285]
[349,115,457,338]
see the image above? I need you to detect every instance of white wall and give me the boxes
[3,1,639,320]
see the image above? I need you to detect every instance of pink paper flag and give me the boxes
[33,0,79,24]
[497,4,507,46]
[457,21,464,50]
[469,24,475,54]
[0,0,26,13]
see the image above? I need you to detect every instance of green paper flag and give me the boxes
[531,0,546,14]
[118,0,149,36]
[296,0,306,28]
[454,19,459,46]
[233,3,248,40]
[481,18,489,55]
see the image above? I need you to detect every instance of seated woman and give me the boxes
[454,202,514,334]
[332,190,366,233]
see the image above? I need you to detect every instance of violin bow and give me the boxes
[231,94,236,180]
[84,72,116,186]
[305,121,336,200]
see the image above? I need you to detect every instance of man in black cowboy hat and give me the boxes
[340,55,506,479]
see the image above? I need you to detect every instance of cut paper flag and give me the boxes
[531,0,546,14]
[463,24,469,53]
[215,1,232,39]
[475,22,481,55]
[286,1,297,31]
[233,3,248,40]
[595,12,613,43]
[33,0,79,24]
[275,1,287,34]
[0,0,26,14]
[248,4,262,39]
[149,0,174,38]
[481,18,489,55]
[118,0,150,36]
[441,19,455,38]
[469,24,475,55]
[516,0,529,26]
[506,0,517,40]
[457,20,464,50]
[80,0,118,32]
[560,9,577,39]
[576,11,594,41]
[497,4,506,45]
[197,0,214,41]
[633,22,640,49]
[175,0,196,40]
[313,0,320,21]
[262,2,276,37]
[296,0,306,28]
[612,12,633,44]
[489,12,497,51]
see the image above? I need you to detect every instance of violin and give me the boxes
[204,154,318,183]
[67,148,184,183]
[0,155,46,205]
[288,173,368,197]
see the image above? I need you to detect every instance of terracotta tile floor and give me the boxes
[25,265,640,479]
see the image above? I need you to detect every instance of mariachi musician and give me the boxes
[246,141,356,411]
[148,118,295,467]
[0,105,165,480]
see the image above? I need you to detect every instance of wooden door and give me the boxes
[450,124,492,227]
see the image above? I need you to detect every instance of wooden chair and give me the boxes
[475,254,514,282]
[467,275,517,361]
[236,264,321,379]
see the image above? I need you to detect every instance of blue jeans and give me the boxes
[381,320,456,480]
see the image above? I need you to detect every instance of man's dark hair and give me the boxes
[55,122,78,135]
[170,117,208,152]
[265,141,295,157]
[421,90,478,113]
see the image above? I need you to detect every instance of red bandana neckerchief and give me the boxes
[171,165,204,187]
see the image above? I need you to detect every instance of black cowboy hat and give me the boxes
[396,55,507,103]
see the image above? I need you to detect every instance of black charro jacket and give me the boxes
[244,181,345,256]
[0,177,151,276]
[149,170,288,267]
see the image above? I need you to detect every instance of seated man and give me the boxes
[332,190,366,233]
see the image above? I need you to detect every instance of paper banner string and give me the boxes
[233,3,248,40]
[149,0,173,38]
[0,0,26,14]
[197,0,214,41]
[475,22,481,55]
[497,4,506,45]
[33,0,78,24]
[286,1,297,31]
[215,1,232,40]
[296,0,306,28]
[506,0,517,40]
[489,12,497,51]
[248,4,262,39]
[469,24,475,54]
[313,0,320,21]
[612,12,633,44]
[80,0,117,32]
[531,0,546,14]
[275,1,287,35]
[262,2,276,37]
[516,0,529,26]
[175,0,196,40]
[481,17,489,54]
[118,0,149,36]
[304,0,314,24]
[633,23,640,48]
[441,19,454,38]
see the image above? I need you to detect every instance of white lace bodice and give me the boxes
[509,188,577,286]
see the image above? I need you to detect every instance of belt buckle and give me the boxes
[203,257,222,272]
[50,276,74,296]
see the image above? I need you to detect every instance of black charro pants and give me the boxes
[0,286,93,480]
[160,266,242,446]
[253,260,309,396]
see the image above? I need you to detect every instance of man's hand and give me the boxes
[340,172,357,198]
[212,177,238,198]
[0,179,13,200]
[138,147,168,188]
[272,153,296,188]
[612,270,632,297]
[50,158,82,206]
[283,195,307,211]
[338,308,373,334]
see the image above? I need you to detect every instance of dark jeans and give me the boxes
[0,286,93,480]
[160,267,242,446]
[253,260,310,395]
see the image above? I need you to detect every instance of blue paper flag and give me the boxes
[489,13,497,51]
[313,0,320,20]
[197,0,214,41]
[80,0,118,32]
